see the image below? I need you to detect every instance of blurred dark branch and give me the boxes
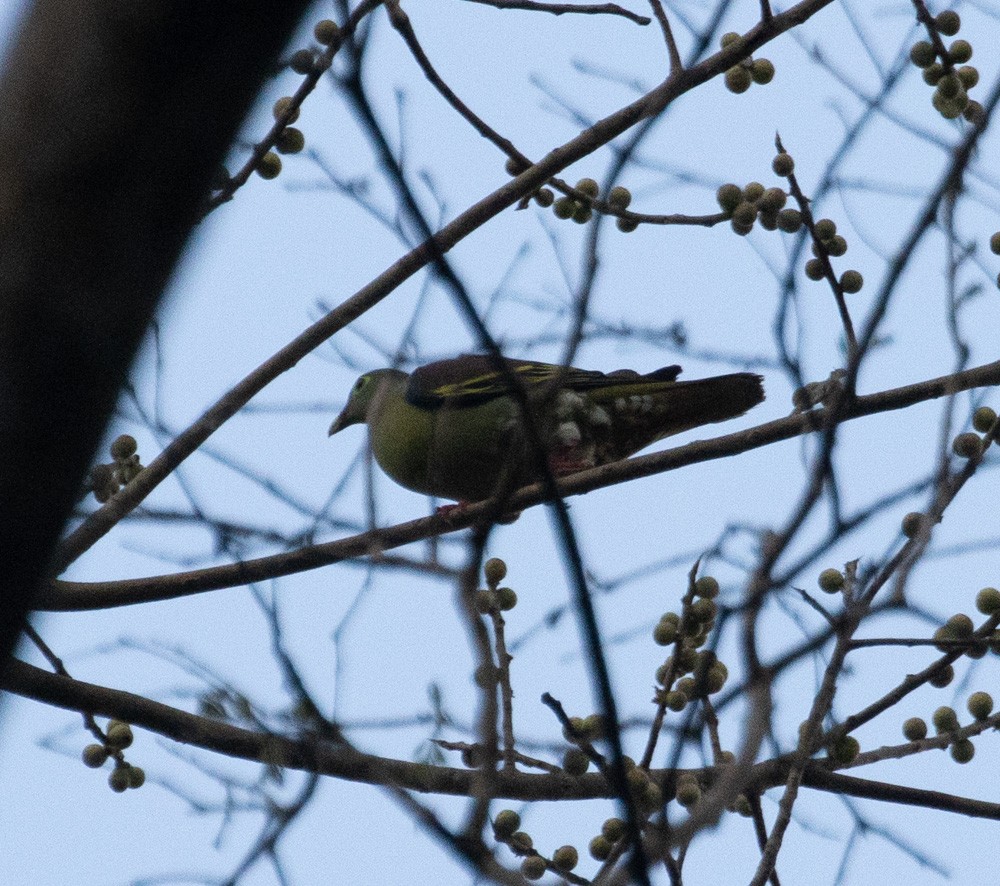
[0,0,313,678]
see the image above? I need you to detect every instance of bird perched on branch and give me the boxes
[329,355,765,503]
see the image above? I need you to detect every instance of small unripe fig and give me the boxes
[818,568,845,593]
[493,809,520,838]
[902,717,927,741]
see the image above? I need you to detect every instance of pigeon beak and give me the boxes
[328,412,348,436]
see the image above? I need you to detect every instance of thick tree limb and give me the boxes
[0,1,312,676]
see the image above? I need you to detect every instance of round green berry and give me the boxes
[840,270,863,293]
[968,639,988,660]
[575,178,599,199]
[695,576,720,599]
[276,127,305,155]
[758,211,779,231]
[589,834,613,860]
[716,182,743,213]
[756,187,786,214]
[520,855,545,879]
[720,31,742,48]
[964,100,985,124]
[106,723,133,750]
[676,780,701,807]
[675,644,698,671]
[933,90,966,119]
[909,40,936,68]
[510,831,533,853]
[256,152,282,180]
[772,152,794,177]
[953,432,983,458]
[608,185,632,210]
[947,613,975,638]
[732,201,758,228]
[533,188,554,207]
[805,258,826,281]
[553,197,577,219]
[553,845,579,871]
[289,48,315,75]
[640,781,663,812]
[742,182,765,203]
[665,690,688,711]
[703,661,727,694]
[950,738,975,763]
[675,677,696,699]
[616,216,639,233]
[731,218,755,237]
[901,511,926,538]
[272,97,300,123]
[812,218,836,241]
[484,558,507,585]
[826,235,848,257]
[562,748,590,775]
[928,663,955,688]
[493,809,520,839]
[935,10,961,37]
[126,765,145,789]
[818,568,845,593]
[922,63,945,85]
[581,714,605,740]
[572,204,593,225]
[751,58,775,84]
[655,661,670,685]
[976,587,1000,615]
[725,66,752,94]
[474,664,496,688]
[777,207,802,232]
[108,767,131,793]
[495,586,517,611]
[932,705,959,733]
[602,817,625,841]
[957,66,979,89]
[91,466,117,501]
[314,19,340,45]
[110,435,137,460]
[948,39,972,64]
[903,717,928,741]
[475,590,496,614]
[82,744,109,768]
[967,691,993,720]
[828,735,860,765]
[626,767,650,794]
[690,598,716,623]
[973,406,997,433]
[654,619,678,646]
[938,74,962,99]
[933,624,956,652]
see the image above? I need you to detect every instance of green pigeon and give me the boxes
[329,355,764,503]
